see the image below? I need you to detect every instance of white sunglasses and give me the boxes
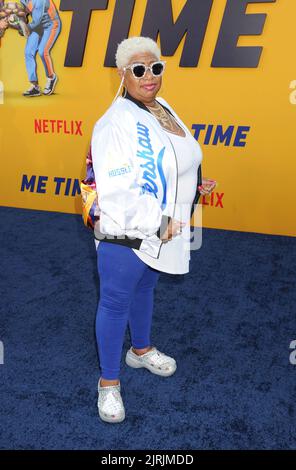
[123,61,166,79]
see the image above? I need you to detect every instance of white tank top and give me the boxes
[133,125,203,274]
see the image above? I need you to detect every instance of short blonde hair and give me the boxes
[115,36,161,69]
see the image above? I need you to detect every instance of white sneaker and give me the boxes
[125,346,177,377]
[43,74,58,95]
[97,378,125,423]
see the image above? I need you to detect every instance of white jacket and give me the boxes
[91,92,202,259]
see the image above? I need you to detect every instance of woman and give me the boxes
[91,36,216,423]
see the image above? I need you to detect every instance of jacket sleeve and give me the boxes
[91,120,166,238]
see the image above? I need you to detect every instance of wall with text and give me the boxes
[1,0,295,236]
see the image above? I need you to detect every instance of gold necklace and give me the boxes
[146,101,184,135]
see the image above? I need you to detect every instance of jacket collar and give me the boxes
[123,89,173,116]
[123,89,151,113]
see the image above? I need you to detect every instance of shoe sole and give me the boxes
[43,76,58,96]
[23,93,41,97]
[125,352,177,377]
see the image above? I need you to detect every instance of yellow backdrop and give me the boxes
[1,0,295,236]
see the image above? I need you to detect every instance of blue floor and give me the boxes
[0,206,295,450]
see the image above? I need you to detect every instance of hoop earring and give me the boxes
[122,86,127,98]
[112,73,125,104]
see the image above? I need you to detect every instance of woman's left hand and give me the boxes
[198,178,217,195]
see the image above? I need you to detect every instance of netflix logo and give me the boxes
[34,119,83,136]
[201,192,224,208]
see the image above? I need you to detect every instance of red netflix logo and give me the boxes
[201,192,224,208]
[34,119,83,136]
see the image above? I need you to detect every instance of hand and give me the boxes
[198,178,217,196]
[0,18,9,30]
[22,23,31,37]
[160,218,186,242]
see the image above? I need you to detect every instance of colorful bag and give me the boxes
[80,145,100,230]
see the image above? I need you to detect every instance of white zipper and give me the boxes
[146,109,179,222]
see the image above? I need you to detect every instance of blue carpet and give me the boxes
[0,206,295,450]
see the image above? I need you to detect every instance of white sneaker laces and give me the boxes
[45,77,52,90]
[45,74,56,90]
[26,84,39,92]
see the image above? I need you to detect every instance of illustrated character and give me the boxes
[0,2,29,38]
[20,0,61,97]
[0,1,8,38]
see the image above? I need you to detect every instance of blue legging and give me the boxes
[96,242,160,380]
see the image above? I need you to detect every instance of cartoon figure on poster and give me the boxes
[0,1,61,97]
[0,1,29,37]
